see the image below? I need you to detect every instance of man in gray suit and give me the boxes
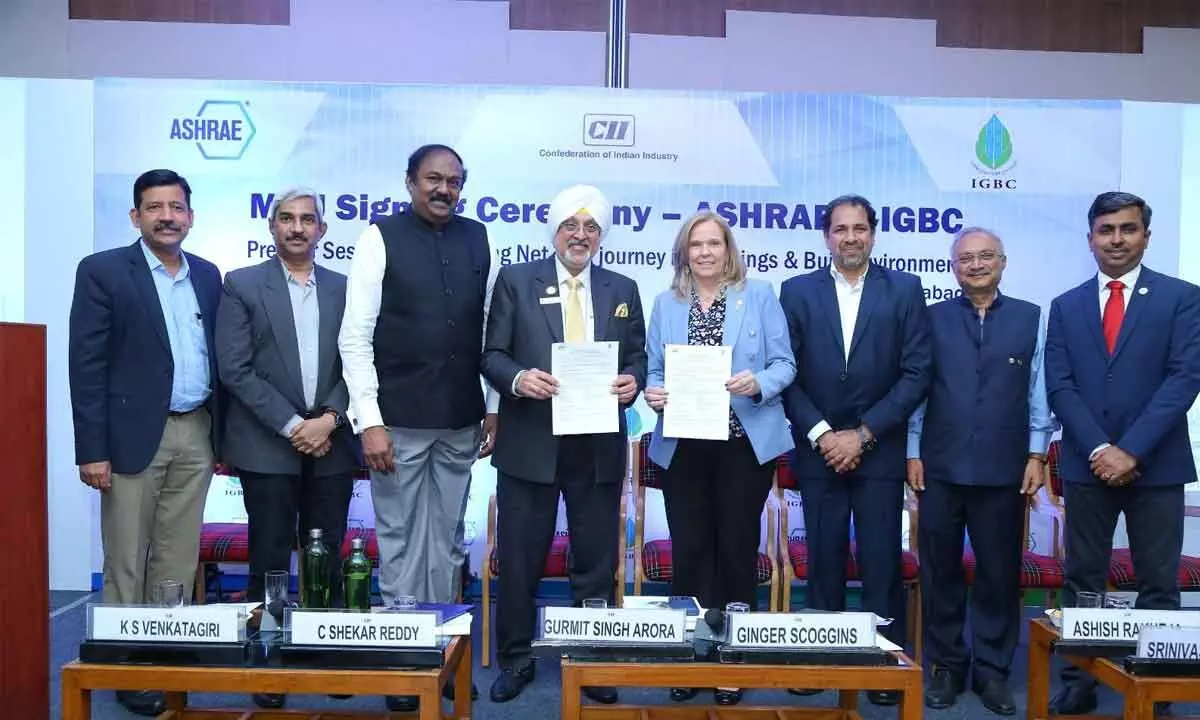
[215,187,358,710]
[482,184,646,704]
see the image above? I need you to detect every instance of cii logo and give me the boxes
[583,114,635,147]
[971,114,1016,190]
[169,100,256,160]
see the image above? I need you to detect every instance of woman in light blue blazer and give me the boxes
[644,211,796,706]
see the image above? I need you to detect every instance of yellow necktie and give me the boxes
[565,277,584,342]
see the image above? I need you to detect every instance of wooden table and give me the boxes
[1027,617,1200,720]
[559,652,922,720]
[60,635,471,720]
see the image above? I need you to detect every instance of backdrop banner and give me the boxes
[92,79,1185,581]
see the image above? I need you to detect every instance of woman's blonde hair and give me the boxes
[669,210,748,298]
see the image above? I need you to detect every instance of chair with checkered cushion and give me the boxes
[480,475,628,667]
[630,433,780,610]
[775,453,923,660]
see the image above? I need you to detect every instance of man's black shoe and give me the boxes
[974,679,1016,716]
[1051,685,1098,715]
[489,665,535,703]
[115,690,165,717]
[669,687,699,701]
[924,667,963,709]
[583,686,618,704]
[385,695,419,712]
[866,690,900,706]
[252,693,285,709]
[442,681,479,701]
[787,688,821,696]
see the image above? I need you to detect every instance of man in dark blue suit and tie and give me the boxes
[1046,191,1200,715]
[907,227,1057,715]
[780,194,932,707]
[69,169,222,717]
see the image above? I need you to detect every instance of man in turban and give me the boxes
[482,184,647,704]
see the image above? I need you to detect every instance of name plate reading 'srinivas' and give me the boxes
[1061,609,1200,642]
[540,607,687,644]
[1137,627,1200,660]
[289,611,439,648]
[727,612,876,650]
[90,606,244,644]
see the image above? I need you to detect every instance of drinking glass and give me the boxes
[1075,591,1103,608]
[154,579,185,608]
[1104,594,1131,609]
[583,598,608,609]
[391,595,417,612]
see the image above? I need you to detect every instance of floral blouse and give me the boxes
[688,287,745,438]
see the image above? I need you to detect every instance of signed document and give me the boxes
[663,344,733,440]
[551,341,619,436]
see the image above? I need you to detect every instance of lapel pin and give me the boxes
[1138,287,1148,295]
[546,285,556,295]
[736,299,744,308]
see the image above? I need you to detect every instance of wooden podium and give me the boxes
[0,323,49,714]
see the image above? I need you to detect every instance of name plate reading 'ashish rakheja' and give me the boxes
[1061,609,1200,642]
[540,607,687,644]
[727,612,876,649]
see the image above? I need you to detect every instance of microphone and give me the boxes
[692,608,727,660]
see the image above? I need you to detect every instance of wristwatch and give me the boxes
[856,427,877,452]
[322,408,346,429]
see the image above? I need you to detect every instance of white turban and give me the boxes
[548,184,611,239]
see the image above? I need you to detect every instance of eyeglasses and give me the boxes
[560,220,602,236]
[954,251,1003,265]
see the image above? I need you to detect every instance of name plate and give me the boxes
[1138,627,1200,660]
[90,606,243,644]
[540,607,687,644]
[289,611,439,648]
[1061,609,1200,642]
[727,612,875,649]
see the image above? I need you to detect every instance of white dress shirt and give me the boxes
[1090,264,1142,459]
[339,223,500,433]
[512,258,595,395]
[806,264,868,446]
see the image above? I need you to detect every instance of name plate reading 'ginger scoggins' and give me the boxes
[289,611,440,648]
[1061,609,1200,642]
[1137,627,1200,660]
[540,607,687,644]
[89,606,244,644]
[727,612,876,649]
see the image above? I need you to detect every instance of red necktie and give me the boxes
[1102,280,1125,354]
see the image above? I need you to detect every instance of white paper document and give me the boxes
[663,344,733,440]
[551,341,619,436]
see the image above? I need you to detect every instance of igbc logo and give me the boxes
[583,114,635,147]
[169,100,256,160]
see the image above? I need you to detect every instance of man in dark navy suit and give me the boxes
[69,169,222,717]
[907,227,1057,715]
[780,194,932,707]
[1046,192,1200,716]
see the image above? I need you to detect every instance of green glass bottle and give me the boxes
[301,528,330,609]
[343,537,372,611]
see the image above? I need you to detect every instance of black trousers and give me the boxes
[800,474,906,644]
[495,435,623,670]
[919,481,1025,681]
[1060,481,1184,689]
[239,465,354,606]
[662,436,776,611]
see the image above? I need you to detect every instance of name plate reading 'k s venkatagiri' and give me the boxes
[289,611,439,648]
[1061,609,1200,642]
[727,612,876,649]
[1137,626,1200,660]
[541,607,687,644]
[90,606,244,644]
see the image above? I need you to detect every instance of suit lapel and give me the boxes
[314,264,342,403]
[591,268,614,341]
[533,258,564,343]
[847,268,881,361]
[722,284,746,345]
[1110,269,1154,363]
[816,272,846,361]
[1076,279,1108,359]
[263,262,306,405]
[127,242,171,353]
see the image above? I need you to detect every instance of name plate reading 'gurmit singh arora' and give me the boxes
[727,612,876,649]
[540,607,687,644]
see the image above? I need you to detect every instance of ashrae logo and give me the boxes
[583,114,635,147]
[169,100,256,160]
[971,114,1016,190]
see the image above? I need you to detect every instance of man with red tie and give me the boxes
[1045,191,1200,715]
